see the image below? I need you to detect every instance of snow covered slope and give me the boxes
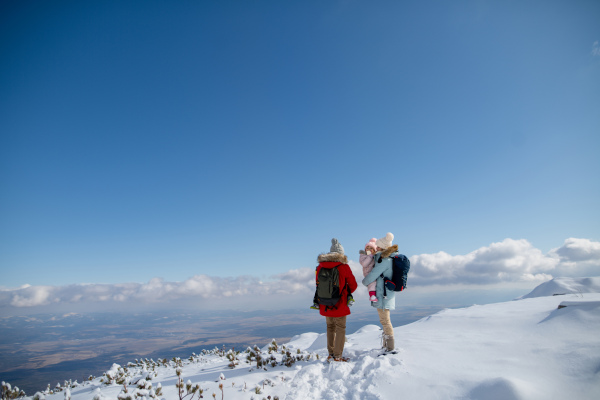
[519,276,600,299]
[16,279,600,400]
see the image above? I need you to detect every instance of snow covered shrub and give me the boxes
[268,340,278,353]
[226,350,239,369]
[246,347,256,363]
[136,380,151,390]
[175,369,203,400]
[101,364,125,385]
[42,384,51,395]
[1,382,26,400]
[32,393,44,400]
[282,350,295,368]
[91,388,104,400]
[116,393,132,400]
[172,357,183,367]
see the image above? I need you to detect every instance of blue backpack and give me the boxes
[383,254,410,293]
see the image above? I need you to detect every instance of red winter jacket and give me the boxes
[316,252,358,317]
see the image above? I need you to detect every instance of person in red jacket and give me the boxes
[315,238,358,362]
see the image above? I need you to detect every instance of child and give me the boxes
[359,238,378,302]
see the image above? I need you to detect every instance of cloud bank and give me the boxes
[1,238,599,310]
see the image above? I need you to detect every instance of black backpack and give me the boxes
[316,264,342,306]
[382,254,410,293]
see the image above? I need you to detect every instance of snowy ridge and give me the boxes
[519,276,600,299]
[4,278,600,400]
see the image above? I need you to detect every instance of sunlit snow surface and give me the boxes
[26,278,600,400]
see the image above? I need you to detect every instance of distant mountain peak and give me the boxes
[519,276,600,299]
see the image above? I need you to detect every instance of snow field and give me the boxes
[19,278,600,400]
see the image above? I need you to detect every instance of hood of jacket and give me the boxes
[380,244,399,259]
[317,252,348,264]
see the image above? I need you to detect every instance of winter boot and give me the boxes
[379,334,397,356]
[386,336,395,352]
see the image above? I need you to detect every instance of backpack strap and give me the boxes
[325,279,350,312]
[378,254,387,297]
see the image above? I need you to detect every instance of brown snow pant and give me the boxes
[325,316,347,358]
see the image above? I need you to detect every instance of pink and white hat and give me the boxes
[365,238,378,252]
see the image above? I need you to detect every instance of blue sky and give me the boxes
[1,0,599,297]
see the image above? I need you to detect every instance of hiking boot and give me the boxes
[369,294,378,302]
[386,337,395,352]
[382,334,391,349]
[382,334,395,352]
[327,354,334,362]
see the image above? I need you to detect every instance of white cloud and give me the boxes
[0,270,316,309]
[549,238,600,277]
[550,237,600,261]
[9,285,54,307]
[593,41,600,57]
[1,238,598,310]
[409,238,599,286]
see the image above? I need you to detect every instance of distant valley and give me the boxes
[0,305,443,394]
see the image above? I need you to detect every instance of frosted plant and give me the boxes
[175,369,203,400]
[172,357,183,367]
[116,390,132,400]
[136,380,151,390]
[268,339,278,353]
[2,382,26,400]
[91,388,104,400]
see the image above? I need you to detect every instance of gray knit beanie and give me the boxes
[330,238,344,255]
